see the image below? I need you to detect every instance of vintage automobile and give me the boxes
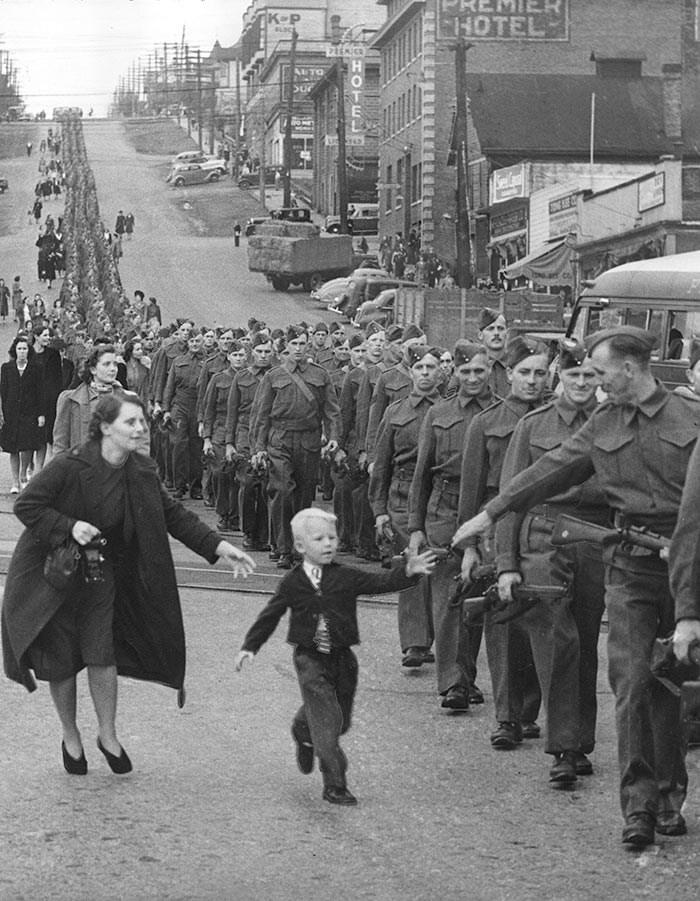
[166,163,222,187]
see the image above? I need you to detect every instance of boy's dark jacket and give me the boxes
[242,561,418,653]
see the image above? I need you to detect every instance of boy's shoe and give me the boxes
[468,684,485,704]
[276,554,293,570]
[622,813,655,847]
[291,726,314,775]
[322,786,357,805]
[441,685,470,710]
[268,549,280,561]
[655,812,687,836]
[402,647,426,668]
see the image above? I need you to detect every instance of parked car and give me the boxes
[166,163,223,187]
[324,203,379,235]
[238,166,282,189]
[172,150,213,165]
[0,177,8,194]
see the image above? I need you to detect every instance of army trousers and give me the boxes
[605,548,687,821]
[169,404,203,494]
[267,428,320,556]
[387,473,433,652]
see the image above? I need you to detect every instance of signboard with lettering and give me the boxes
[347,58,366,144]
[326,44,366,58]
[281,65,327,101]
[437,0,570,42]
[490,163,528,204]
[325,134,366,147]
[638,172,665,212]
[548,191,578,238]
[266,9,325,40]
[491,207,527,238]
[283,115,314,134]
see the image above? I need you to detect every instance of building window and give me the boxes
[386,164,393,211]
[412,162,422,204]
[396,157,403,208]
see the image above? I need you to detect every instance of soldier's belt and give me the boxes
[432,475,460,494]
[270,418,319,431]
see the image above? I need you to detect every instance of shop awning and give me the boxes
[502,240,574,285]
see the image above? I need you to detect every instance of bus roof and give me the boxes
[580,250,700,303]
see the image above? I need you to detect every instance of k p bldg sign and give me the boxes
[438,0,569,42]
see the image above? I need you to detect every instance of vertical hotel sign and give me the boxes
[437,0,570,42]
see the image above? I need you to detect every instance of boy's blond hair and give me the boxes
[291,508,337,542]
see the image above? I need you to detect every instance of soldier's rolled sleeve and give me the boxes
[485,423,596,522]
[670,440,700,621]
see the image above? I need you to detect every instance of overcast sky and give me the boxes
[1,0,248,115]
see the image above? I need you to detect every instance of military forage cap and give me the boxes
[366,321,385,336]
[348,333,365,349]
[584,326,658,355]
[506,335,548,369]
[402,323,425,342]
[558,337,587,370]
[386,324,404,342]
[251,332,272,348]
[407,344,441,367]
[478,307,501,330]
[285,324,308,342]
[314,321,329,334]
[454,340,488,367]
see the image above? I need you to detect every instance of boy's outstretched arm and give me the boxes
[235,650,255,671]
[404,548,438,577]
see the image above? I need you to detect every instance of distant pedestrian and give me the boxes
[32,199,42,225]
[234,222,242,247]
[26,142,33,157]
[0,278,9,324]
[125,212,135,239]
[115,211,125,236]
[11,276,23,324]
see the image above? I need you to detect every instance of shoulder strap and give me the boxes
[288,367,320,414]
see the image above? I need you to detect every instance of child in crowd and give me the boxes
[235,508,436,805]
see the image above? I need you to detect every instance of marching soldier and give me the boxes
[162,331,205,499]
[408,341,496,707]
[369,346,443,667]
[456,336,549,749]
[251,326,341,569]
[225,334,275,551]
[454,326,700,847]
[493,339,608,784]
[477,308,510,399]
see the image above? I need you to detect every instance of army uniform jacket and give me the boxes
[457,395,540,549]
[494,394,608,573]
[489,357,509,399]
[163,351,204,413]
[150,338,186,405]
[202,369,235,440]
[408,388,494,540]
[196,351,228,422]
[369,390,440,518]
[251,359,341,452]
[339,365,366,456]
[224,363,270,450]
[670,438,700,620]
[486,382,700,539]
[366,363,412,464]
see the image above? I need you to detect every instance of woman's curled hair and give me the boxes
[88,390,146,441]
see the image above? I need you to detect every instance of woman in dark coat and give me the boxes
[31,325,64,465]
[2,391,255,775]
[0,336,45,493]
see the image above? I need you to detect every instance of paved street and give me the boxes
[1,120,700,899]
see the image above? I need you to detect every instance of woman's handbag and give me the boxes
[44,539,81,591]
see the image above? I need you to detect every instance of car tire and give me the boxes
[327,224,340,234]
[308,272,324,292]
[208,172,220,182]
[238,180,251,189]
[271,276,290,292]
[174,177,185,187]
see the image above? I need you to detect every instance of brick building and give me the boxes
[371,0,700,273]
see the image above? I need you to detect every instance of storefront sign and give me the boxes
[267,9,326,40]
[638,172,665,212]
[548,191,578,238]
[283,116,314,134]
[348,58,366,143]
[281,65,327,99]
[325,134,366,146]
[437,0,570,42]
[491,163,528,204]
[491,207,527,237]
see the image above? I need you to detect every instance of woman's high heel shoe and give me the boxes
[62,741,88,775]
[97,738,133,774]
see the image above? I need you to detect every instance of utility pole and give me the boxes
[451,35,473,288]
[197,50,203,151]
[283,29,298,208]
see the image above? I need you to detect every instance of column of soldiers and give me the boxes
[106,307,700,848]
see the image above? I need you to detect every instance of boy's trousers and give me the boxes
[292,646,358,788]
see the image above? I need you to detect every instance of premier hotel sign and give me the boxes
[438,0,570,41]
